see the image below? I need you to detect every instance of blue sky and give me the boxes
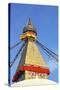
[9,3,58,84]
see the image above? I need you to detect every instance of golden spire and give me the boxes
[27,18,33,29]
[20,18,37,40]
[28,18,32,25]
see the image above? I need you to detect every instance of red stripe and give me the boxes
[20,65,50,75]
[12,65,50,81]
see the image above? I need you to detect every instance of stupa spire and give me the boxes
[28,18,32,25]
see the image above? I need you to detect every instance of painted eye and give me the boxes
[38,73,41,76]
[40,74,45,78]
[31,72,36,76]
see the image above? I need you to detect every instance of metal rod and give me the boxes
[10,42,26,67]
[10,41,22,50]
[36,40,58,62]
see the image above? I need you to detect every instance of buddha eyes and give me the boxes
[27,71,47,79]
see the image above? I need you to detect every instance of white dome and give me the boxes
[11,79,57,87]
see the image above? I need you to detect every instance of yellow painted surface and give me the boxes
[25,40,48,67]
[20,32,36,40]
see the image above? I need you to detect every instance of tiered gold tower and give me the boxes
[12,19,50,82]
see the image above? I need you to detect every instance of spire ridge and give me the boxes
[28,18,32,25]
